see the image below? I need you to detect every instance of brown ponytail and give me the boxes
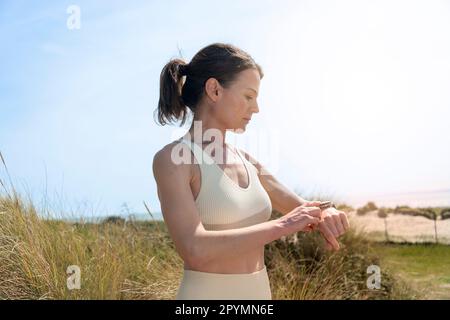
[156,58,189,126]
[155,43,263,127]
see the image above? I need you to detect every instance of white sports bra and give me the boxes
[178,137,272,231]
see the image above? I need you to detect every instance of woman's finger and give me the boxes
[306,216,320,226]
[340,211,350,230]
[304,206,322,218]
[303,200,322,207]
[324,216,340,238]
[332,214,345,236]
[319,223,340,250]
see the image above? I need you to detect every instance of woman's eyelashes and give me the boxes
[245,95,253,101]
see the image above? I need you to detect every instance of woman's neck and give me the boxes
[186,122,227,148]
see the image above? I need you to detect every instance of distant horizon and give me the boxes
[22,187,450,222]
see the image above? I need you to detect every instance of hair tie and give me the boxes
[178,64,189,76]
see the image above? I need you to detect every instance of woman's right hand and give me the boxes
[276,205,322,234]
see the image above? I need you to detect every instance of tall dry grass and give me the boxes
[0,194,183,299]
[266,224,415,299]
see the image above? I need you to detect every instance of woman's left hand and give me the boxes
[303,201,350,251]
[319,207,350,250]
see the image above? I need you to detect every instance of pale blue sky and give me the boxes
[1,0,449,219]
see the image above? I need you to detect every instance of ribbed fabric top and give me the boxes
[179,137,272,231]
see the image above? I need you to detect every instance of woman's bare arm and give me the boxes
[152,144,319,269]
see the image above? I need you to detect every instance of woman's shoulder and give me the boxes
[152,140,193,181]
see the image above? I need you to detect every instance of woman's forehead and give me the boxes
[234,69,260,88]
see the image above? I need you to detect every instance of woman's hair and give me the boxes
[155,43,264,126]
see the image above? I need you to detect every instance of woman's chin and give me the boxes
[227,127,245,134]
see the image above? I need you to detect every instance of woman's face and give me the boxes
[215,68,261,132]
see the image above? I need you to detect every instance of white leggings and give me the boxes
[175,265,272,300]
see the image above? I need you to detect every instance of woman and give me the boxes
[152,43,350,300]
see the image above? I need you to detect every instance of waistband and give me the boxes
[183,265,267,278]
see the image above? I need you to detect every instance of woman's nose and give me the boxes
[252,102,259,114]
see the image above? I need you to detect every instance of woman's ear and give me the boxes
[204,77,221,102]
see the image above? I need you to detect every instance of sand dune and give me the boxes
[348,210,450,244]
